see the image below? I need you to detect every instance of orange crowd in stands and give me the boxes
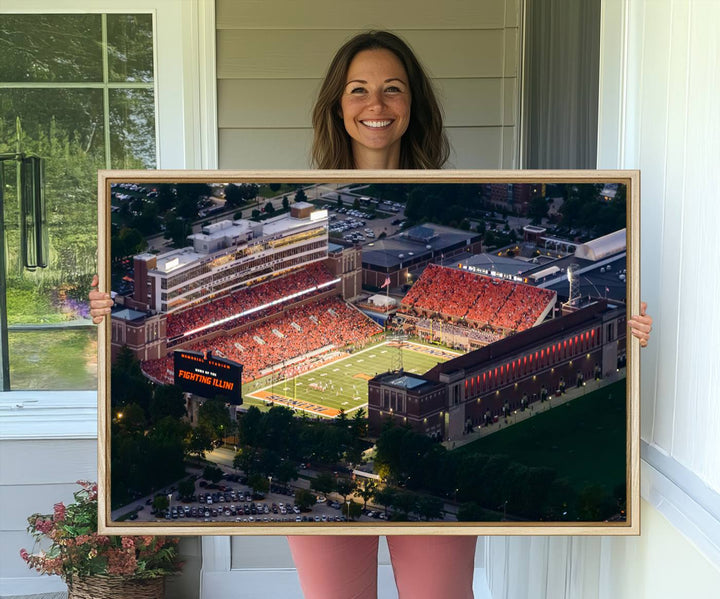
[401,264,555,331]
[166,262,336,340]
[143,296,382,384]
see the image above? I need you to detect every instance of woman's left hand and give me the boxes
[628,301,652,348]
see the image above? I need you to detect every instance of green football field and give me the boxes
[243,341,460,417]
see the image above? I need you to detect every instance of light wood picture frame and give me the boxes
[97,169,640,536]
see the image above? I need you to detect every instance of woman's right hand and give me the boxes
[89,274,113,324]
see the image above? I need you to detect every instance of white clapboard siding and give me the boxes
[216,0,517,31]
[219,128,313,170]
[218,78,516,129]
[216,0,522,170]
[217,29,512,80]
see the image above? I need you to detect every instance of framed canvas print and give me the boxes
[97,169,640,536]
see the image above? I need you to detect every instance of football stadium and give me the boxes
[110,190,626,443]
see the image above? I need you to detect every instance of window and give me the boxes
[0,13,156,390]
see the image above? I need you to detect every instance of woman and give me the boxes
[90,30,653,599]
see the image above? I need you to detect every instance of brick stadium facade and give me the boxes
[368,300,626,441]
[111,206,364,366]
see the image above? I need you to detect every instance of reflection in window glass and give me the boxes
[107,14,154,83]
[110,89,156,169]
[0,13,155,391]
[0,88,106,163]
[0,14,102,82]
[8,330,97,390]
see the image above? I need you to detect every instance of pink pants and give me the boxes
[287,535,477,599]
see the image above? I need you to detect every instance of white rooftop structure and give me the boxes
[574,229,626,261]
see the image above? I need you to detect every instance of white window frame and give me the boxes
[0,0,217,422]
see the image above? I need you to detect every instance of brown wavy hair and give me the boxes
[311,31,449,170]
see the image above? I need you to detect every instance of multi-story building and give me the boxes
[368,300,626,441]
[126,202,328,314]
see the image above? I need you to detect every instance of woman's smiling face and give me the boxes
[340,48,411,169]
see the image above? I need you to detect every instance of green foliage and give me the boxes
[345,499,363,521]
[415,494,444,521]
[374,422,437,488]
[404,183,483,228]
[334,477,356,502]
[456,502,499,522]
[197,398,233,443]
[373,486,396,517]
[186,426,214,458]
[202,464,223,484]
[558,183,625,236]
[248,473,269,494]
[294,488,316,511]
[264,201,275,214]
[177,478,196,501]
[152,494,169,513]
[311,472,335,497]
[224,184,244,207]
[529,197,550,224]
[294,188,307,203]
[356,479,377,509]
[274,460,299,484]
[576,484,615,521]
[149,384,187,424]
[225,183,258,207]
[111,346,153,411]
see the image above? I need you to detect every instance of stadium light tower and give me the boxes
[567,264,581,308]
[389,334,406,373]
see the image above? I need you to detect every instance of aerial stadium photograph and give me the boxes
[97,170,640,536]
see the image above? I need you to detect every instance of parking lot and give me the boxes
[327,202,405,245]
[121,474,390,525]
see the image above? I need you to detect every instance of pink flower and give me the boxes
[107,547,137,576]
[34,518,53,534]
[121,537,135,549]
[53,502,66,522]
[19,548,29,562]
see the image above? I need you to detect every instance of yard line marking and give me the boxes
[251,390,341,417]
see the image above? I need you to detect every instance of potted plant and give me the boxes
[20,480,182,599]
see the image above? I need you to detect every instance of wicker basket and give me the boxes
[67,575,165,599]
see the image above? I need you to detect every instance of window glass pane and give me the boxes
[8,329,97,390]
[0,14,103,82]
[109,88,156,168]
[0,88,107,160]
[1,89,104,285]
[107,14,154,83]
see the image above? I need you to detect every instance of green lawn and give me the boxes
[9,328,98,390]
[244,341,457,414]
[455,380,627,493]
